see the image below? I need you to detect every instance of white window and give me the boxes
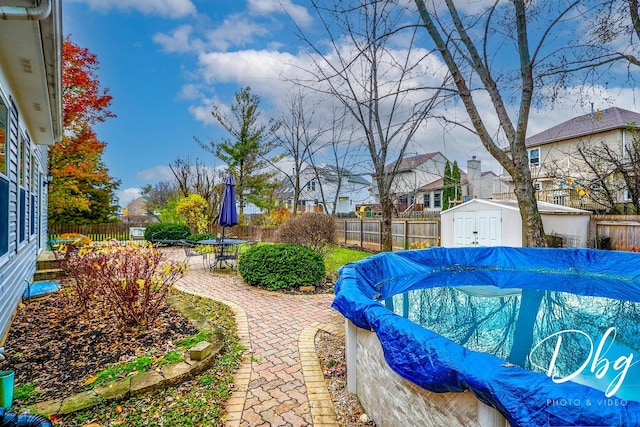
[306,181,316,191]
[528,148,540,166]
[534,182,542,191]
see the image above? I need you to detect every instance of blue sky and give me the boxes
[63,0,638,207]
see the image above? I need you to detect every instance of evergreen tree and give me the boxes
[452,161,462,204]
[442,160,452,210]
[200,87,279,215]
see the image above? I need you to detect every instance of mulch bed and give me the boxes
[1,290,198,406]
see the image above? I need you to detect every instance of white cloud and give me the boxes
[154,14,270,53]
[188,100,217,126]
[195,49,305,100]
[203,14,270,51]
[135,165,176,182]
[178,83,202,100]
[117,187,142,207]
[66,0,196,18]
[247,0,312,27]
[153,25,199,53]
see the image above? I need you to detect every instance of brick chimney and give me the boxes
[467,156,481,199]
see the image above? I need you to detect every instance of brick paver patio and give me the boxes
[169,248,344,427]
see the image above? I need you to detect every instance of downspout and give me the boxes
[0,0,51,20]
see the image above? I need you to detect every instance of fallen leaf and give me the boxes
[85,375,97,385]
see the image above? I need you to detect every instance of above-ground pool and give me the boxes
[333,247,640,427]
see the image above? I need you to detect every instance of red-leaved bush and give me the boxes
[62,242,186,329]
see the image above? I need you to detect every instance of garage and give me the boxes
[440,199,591,248]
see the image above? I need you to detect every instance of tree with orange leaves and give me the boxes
[48,36,120,224]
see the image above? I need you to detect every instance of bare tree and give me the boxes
[142,181,177,210]
[575,124,640,213]
[168,156,222,225]
[413,0,610,246]
[296,0,445,251]
[589,0,640,68]
[273,89,327,215]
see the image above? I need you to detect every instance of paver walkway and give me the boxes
[169,249,345,427]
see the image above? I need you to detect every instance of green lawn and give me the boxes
[324,245,373,275]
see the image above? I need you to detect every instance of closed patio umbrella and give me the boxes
[218,172,238,239]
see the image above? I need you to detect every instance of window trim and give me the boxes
[528,148,540,166]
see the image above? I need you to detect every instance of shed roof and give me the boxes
[441,199,591,215]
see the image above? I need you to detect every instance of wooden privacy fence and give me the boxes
[335,218,440,252]
[589,215,640,251]
[49,223,277,243]
[49,222,149,242]
[51,215,639,251]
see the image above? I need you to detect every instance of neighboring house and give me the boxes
[126,197,148,216]
[0,1,62,343]
[497,107,640,210]
[418,157,499,211]
[386,152,448,211]
[386,153,498,213]
[124,197,158,223]
[278,164,373,215]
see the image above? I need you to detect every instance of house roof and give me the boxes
[386,152,443,172]
[418,170,468,191]
[275,164,371,199]
[0,0,62,145]
[317,165,371,185]
[417,170,496,191]
[526,107,640,148]
[441,198,591,215]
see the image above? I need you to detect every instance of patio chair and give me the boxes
[211,243,240,272]
[181,240,206,269]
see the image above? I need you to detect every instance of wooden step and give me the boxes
[36,251,62,271]
[33,268,64,282]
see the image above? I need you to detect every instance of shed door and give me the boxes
[453,210,502,247]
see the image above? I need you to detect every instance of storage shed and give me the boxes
[440,199,591,248]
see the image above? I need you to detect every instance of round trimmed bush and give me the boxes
[143,223,191,242]
[238,244,325,291]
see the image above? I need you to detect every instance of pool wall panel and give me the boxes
[354,326,506,426]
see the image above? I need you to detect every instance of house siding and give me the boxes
[0,82,50,343]
[533,129,624,184]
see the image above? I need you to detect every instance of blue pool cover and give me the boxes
[332,247,640,427]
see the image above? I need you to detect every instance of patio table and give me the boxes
[197,238,247,271]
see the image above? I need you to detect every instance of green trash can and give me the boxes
[0,370,14,409]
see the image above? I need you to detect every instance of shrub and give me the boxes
[238,244,325,291]
[274,213,336,258]
[62,241,187,329]
[176,194,209,234]
[143,223,191,242]
[51,233,92,256]
[260,206,292,227]
[408,240,431,249]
